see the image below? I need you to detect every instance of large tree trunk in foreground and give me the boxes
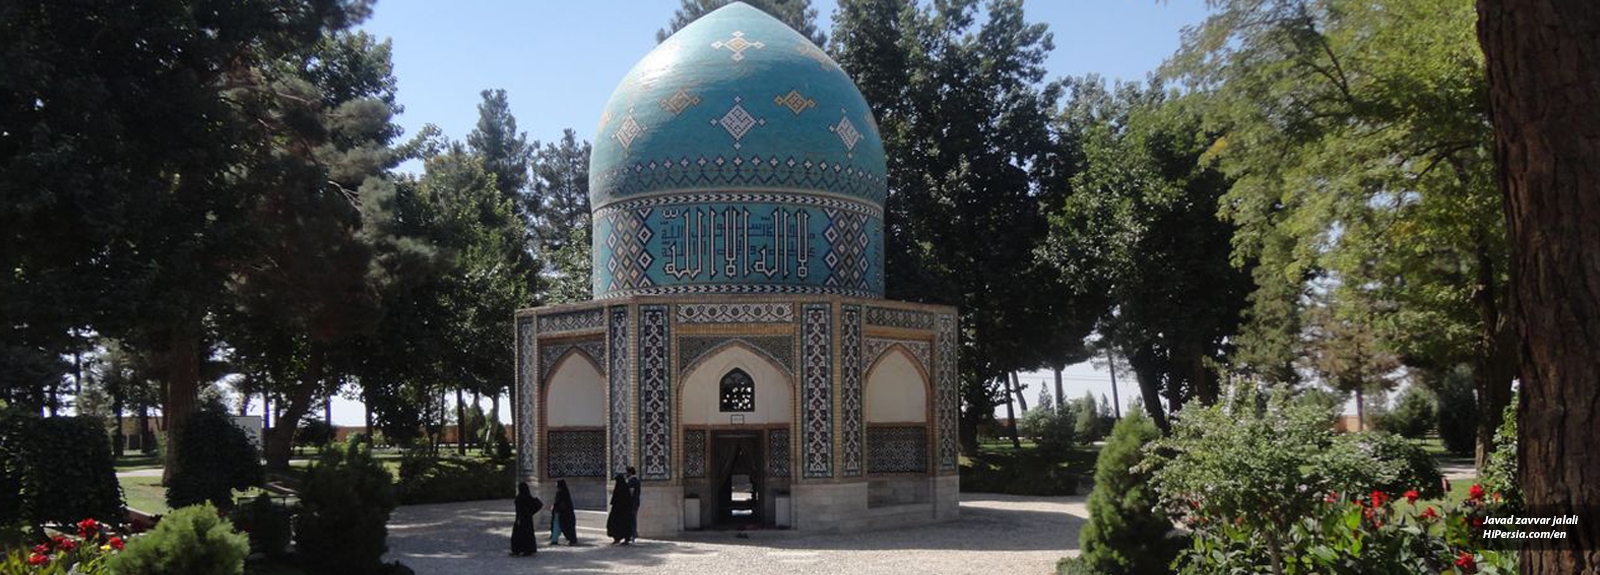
[161,328,202,485]
[1476,0,1600,571]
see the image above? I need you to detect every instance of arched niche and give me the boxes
[545,351,605,427]
[681,344,793,425]
[865,347,930,423]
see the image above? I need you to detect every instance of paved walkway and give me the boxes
[385,493,1089,575]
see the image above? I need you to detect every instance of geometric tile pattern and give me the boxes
[603,207,655,293]
[829,112,863,156]
[547,430,607,478]
[660,87,701,116]
[711,97,766,150]
[822,209,872,291]
[774,89,816,115]
[865,306,936,330]
[596,191,881,220]
[867,426,928,474]
[683,429,706,479]
[608,307,631,476]
[769,428,791,478]
[863,337,932,376]
[537,308,606,333]
[840,304,864,477]
[676,302,795,324]
[710,30,764,62]
[540,339,605,385]
[517,317,537,481]
[592,162,887,206]
[676,335,795,376]
[637,305,672,481]
[935,314,958,472]
[801,304,833,478]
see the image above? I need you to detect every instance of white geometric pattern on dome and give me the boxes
[774,89,816,116]
[829,111,862,154]
[711,31,764,61]
[660,88,701,116]
[711,97,766,149]
[613,107,644,151]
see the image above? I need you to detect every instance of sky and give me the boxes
[314,0,1214,425]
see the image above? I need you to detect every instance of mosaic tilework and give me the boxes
[676,302,795,324]
[864,306,936,330]
[601,208,655,293]
[863,338,932,375]
[822,209,872,291]
[683,429,706,479]
[547,430,606,478]
[840,304,864,477]
[936,314,958,472]
[537,309,605,333]
[592,162,887,206]
[539,339,605,384]
[596,191,881,219]
[769,429,791,478]
[608,307,631,476]
[637,305,672,481]
[676,335,795,376]
[801,304,832,478]
[516,317,537,480]
[867,426,928,474]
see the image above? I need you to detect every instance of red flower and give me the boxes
[1468,484,1485,501]
[77,517,99,537]
[108,536,125,551]
[27,554,48,566]
[52,536,76,551]
[30,543,49,555]
[1472,517,1484,528]
[1421,506,1439,520]
[1404,490,1420,503]
[1456,551,1477,572]
[1325,491,1340,503]
[1370,491,1388,508]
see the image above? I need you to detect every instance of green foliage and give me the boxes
[228,494,294,559]
[1018,405,1075,454]
[1433,366,1479,455]
[395,452,512,505]
[1377,386,1437,439]
[167,410,262,510]
[658,0,827,46]
[108,503,249,575]
[1480,398,1519,508]
[0,412,124,530]
[295,442,395,575]
[295,420,337,450]
[1073,392,1105,443]
[1329,432,1444,499]
[1079,411,1180,575]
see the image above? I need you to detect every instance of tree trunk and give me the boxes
[264,346,323,470]
[1473,233,1517,471]
[1011,372,1029,413]
[161,327,202,485]
[138,407,152,454]
[111,387,125,458]
[1354,387,1366,432]
[455,387,467,456]
[1053,367,1065,415]
[1002,376,1021,449]
[1476,0,1600,570]
[1130,349,1169,432]
[1107,351,1122,419]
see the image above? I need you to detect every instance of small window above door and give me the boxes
[719,368,755,412]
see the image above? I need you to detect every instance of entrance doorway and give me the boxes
[710,431,764,527]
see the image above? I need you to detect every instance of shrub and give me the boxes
[0,411,125,530]
[395,451,512,505]
[108,503,249,575]
[296,442,395,575]
[1377,385,1435,439]
[1328,431,1445,499]
[1073,393,1106,443]
[1079,411,1181,575]
[1019,404,1076,454]
[167,409,262,511]
[1481,397,1520,508]
[1433,365,1478,455]
[296,420,337,451]
[959,461,1079,496]
[228,494,293,559]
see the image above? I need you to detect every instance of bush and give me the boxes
[1019,405,1076,454]
[1481,397,1520,508]
[396,449,514,505]
[1433,365,1478,455]
[296,420,337,451]
[1330,431,1444,498]
[1377,386,1435,439]
[229,494,293,559]
[167,409,262,511]
[108,503,249,575]
[0,411,125,530]
[959,461,1079,496]
[296,442,395,575]
[1079,411,1181,575]
[1073,393,1106,443]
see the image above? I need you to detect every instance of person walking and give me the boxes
[550,479,578,546]
[606,474,635,545]
[511,482,543,556]
[626,466,641,543]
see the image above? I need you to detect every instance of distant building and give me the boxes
[514,3,960,535]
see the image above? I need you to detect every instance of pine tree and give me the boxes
[657,0,826,46]
[1079,410,1180,574]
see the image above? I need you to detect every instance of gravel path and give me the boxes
[386,493,1089,575]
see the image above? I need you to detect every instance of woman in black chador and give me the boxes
[511,482,543,556]
[550,479,579,546]
[605,474,636,545]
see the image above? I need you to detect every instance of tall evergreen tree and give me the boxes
[466,89,532,210]
[658,0,826,46]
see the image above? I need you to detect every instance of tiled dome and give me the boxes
[589,2,886,299]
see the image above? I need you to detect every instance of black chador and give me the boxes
[605,474,636,544]
[511,482,543,556]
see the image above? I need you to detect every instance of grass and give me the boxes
[119,475,276,515]
[960,437,1100,496]
[114,453,162,472]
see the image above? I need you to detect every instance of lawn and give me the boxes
[960,437,1100,496]
[114,453,161,472]
[120,475,277,515]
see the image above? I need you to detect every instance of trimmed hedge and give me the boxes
[396,449,513,505]
[0,411,124,529]
[297,442,395,575]
[167,409,262,510]
[108,503,249,575]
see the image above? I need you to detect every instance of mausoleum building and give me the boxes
[514,2,959,535]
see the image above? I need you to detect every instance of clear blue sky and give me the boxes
[322,0,1212,425]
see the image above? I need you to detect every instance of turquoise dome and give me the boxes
[590,2,886,299]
